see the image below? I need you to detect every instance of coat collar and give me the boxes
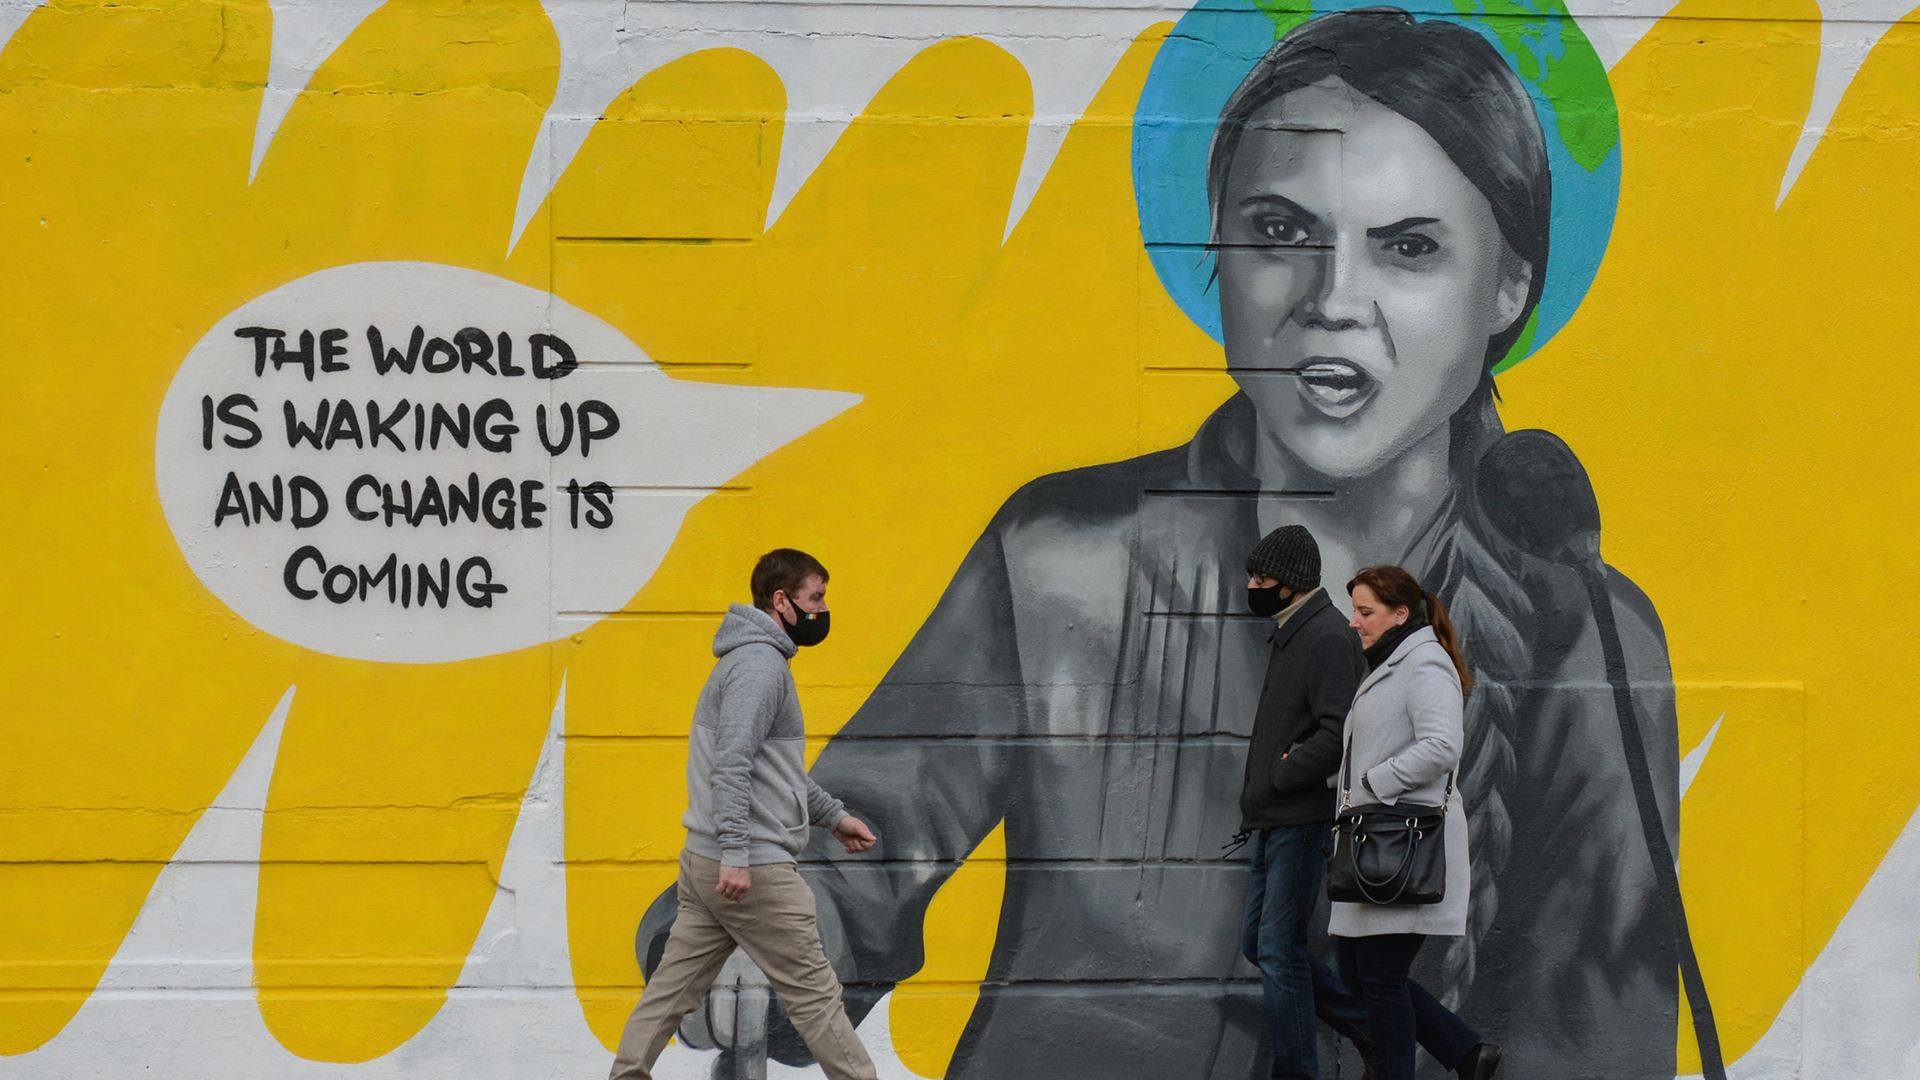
[1272,588,1333,651]
[1354,624,1438,698]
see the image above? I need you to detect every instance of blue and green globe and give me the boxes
[1133,0,1621,372]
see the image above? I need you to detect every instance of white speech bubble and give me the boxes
[156,262,857,663]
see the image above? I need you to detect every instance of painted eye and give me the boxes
[1386,234,1439,259]
[1253,215,1310,245]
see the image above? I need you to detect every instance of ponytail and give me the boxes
[1423,590,1475,697]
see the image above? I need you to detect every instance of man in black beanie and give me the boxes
[1238,524,1371,1079]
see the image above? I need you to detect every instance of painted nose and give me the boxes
[1295,247,1371,330]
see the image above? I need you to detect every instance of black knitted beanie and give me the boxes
[1245,524,1321,590]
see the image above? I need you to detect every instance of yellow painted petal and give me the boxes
[221,0,561,1061]
[0,0,299,1053]
[255,653,554,1060]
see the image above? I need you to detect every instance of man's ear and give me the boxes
[1493,249,1534,333]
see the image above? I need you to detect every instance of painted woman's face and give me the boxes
[1217,78,1532,481]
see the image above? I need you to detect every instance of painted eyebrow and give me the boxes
[1366,216,1440,239]
[1237,193,1321,227]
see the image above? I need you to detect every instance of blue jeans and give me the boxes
[1242,825,1371,1079]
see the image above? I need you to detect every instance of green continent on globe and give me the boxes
[1451,0,1620,171]
[1248,0,1620,174]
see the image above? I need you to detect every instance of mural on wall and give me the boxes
[681,7,1686,1079]
[4,0,1920,1078]
[634,6,1702,1078]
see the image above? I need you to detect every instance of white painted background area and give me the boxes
[155,262,856,663]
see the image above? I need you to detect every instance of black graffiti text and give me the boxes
[234,327,352,381]
[365,326,577,380]
[271,398,618,458]
[534,401,620,458]
[213,471,327,529]
[283,545,506,609]
[201,393,263,449]
[345,473,548,530]
[281,397,519,453]
[565,479,615,530]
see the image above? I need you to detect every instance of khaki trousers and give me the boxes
[608,850,877,1080]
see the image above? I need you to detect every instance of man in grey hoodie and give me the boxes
[608,548,880,1080]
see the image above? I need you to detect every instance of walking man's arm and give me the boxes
[1270,629,1364,791]
[710,662,781,900]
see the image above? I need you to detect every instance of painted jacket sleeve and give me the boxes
[1364,649,1464,804]
[1272,629,1364,792]
[800,517,1023,1012]
[712,657,781,867]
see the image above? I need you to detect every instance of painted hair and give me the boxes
[1346,565,1474,696]
[1205,6,1553,373]
[1418,515,1527,1000]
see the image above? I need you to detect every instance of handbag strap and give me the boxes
[1347,831,1421,905]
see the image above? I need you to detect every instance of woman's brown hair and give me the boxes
[1347,565,1475,697]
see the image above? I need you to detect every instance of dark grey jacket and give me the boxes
[1239,590,1368,830]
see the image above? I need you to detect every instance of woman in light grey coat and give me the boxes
[1333,566,1501,1080]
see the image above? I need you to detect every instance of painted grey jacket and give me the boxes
[1328,626,1472,939]
[644,396,1682,1079]
[682,603,847,868]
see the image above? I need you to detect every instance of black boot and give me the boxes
[1455,1042,1502,1080]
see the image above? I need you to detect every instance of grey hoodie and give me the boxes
[683,603,848,867]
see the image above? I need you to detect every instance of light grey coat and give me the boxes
[1328,625,1472,938]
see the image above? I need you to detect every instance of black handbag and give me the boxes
[1327,734,1451,906]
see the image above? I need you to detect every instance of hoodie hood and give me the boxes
[713,602,798,660]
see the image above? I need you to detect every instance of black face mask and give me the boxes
[1246,584,1289,618]
[780,597,831,648]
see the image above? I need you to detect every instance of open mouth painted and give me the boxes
[1296,358,1379,418]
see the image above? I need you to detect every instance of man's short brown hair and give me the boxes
[751,548,829,610]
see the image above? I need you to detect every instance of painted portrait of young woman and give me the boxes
[642,6,1687,1078]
